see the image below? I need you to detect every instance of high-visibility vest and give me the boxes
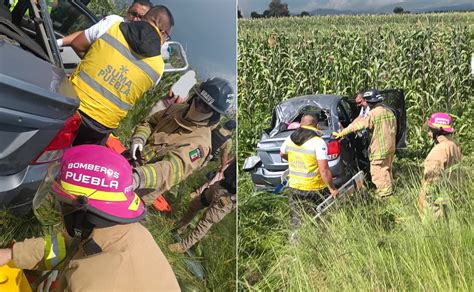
[287,137,327,191]
[70,21,164,129]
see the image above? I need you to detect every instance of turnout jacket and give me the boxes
[12,223,180,291]
[422,135,461,184]
[132,104,213,205]
[341,105,396,161]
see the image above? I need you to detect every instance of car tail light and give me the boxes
[33,113,81,164]
[327,140,340,160]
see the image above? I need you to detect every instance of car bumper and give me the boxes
[251,159,352,191]
[0,163,50,212]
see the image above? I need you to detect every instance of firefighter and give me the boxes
[280,110,338,231]
[168,159,236,253]
[333,89,397,198]
[0,145,180,291]
[418,112,461,219]
[69,6,173,145]
[130,77,234,205]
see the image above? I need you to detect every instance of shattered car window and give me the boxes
[269,95,338,137]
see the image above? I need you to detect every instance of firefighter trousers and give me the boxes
[178,183,235,250]
[370,155,395,198]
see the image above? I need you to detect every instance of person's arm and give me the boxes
[0,234,66,270]
[314,138,338,197]
[58,31,82,47]
[279,138,289,161]
[219,140,232,171]
[71,15,123,58]
[136,144,210,205]
[70,31,90,58]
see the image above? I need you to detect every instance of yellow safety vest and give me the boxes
[287,136,327,191]
[70,21,164,128]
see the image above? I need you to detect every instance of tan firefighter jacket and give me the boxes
[341,105,396,161]
[12,223,180,291]
[132,104,213,205]
[422,135,462,184]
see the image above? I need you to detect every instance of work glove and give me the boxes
[332,131,344,139]
[131,142,143,160]
[57,38,64,47]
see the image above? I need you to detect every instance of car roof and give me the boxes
[277,94,342,110]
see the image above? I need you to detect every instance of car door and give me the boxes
[49,0,98,74]
[380,89,407,149]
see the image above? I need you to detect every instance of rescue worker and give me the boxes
[333,89,397,198]
[355,91,370,120]
[130,77,234,205]
[418,112,461,219]
[0,145,180,291]
[280,111,338,231]
[69,5,173,145]
[210,119,236,172]
[168,159,236,253]
[57,0,153,47]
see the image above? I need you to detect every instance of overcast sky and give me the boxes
[239,0,469,16]
[153,0,237,91]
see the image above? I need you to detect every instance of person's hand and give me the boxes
[330,188,338,199]
[57,38,64,47]
[0,248,12,266]
[131,142,143,160]
[332,131,344,139]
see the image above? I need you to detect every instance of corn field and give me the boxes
[238,13,474,161]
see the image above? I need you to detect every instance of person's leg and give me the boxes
[178,198,233,250]
[370,157,393,198]
[170,185,232,251]
[287,188,302,231]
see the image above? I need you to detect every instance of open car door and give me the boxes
[380,89,407,149]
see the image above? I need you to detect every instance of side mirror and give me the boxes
[161,41,189,73]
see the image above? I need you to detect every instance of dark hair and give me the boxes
[131,0,152,9]
[149,5,174,27]
[223,119,236,131]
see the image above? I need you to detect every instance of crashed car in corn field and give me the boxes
[243,90,407,191]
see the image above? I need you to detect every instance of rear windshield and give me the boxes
[269,98,332,137]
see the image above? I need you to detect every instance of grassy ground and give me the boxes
[0,75,236,291]
[238,156,473,290]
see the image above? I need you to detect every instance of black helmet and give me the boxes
[363,89,384,104]
[194,77,234,114]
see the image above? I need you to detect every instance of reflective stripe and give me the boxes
[78,71,132,111]
[61,181,127,201]
[44,234,66,270]
[167,154,183,185]
[287,146,314,155]
[143,165,157,188]
[290,170,317,177]
[101,33,161,83]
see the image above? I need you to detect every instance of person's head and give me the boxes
[300,113,318,128]
[33,145,146,239]
[363,89,384,105]
[186,77,234,123]
[355,92,368,108]
[143,5,174,42]
[427,112,454,140]
[126,0,152,22]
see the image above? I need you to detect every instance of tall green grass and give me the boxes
[238,158,473,290]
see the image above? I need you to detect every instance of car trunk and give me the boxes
[0,40,79,175]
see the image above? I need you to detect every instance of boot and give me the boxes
[168,242,187,253]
